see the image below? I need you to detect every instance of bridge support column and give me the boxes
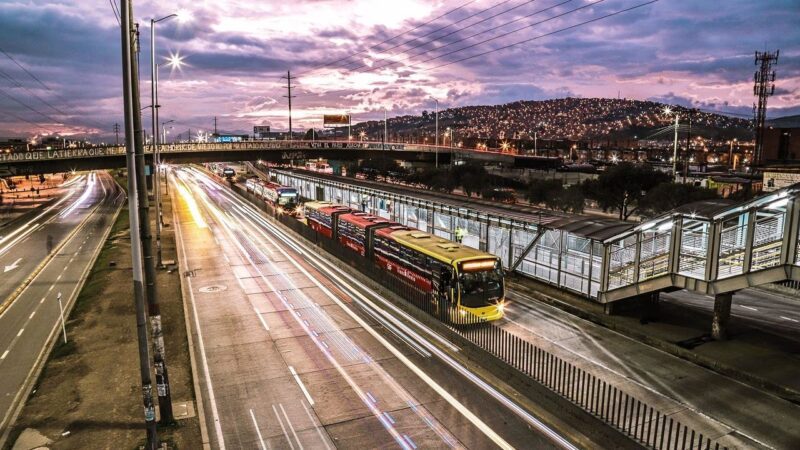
[711,292,733,340]
[641,291,660,323]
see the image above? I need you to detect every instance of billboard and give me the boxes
[323,114,351,127]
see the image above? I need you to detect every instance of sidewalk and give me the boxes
[507,276,800,450]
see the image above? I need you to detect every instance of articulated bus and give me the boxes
[301,201,505,321]
[246,178,300,215]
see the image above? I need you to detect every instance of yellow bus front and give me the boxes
[454,257,505,321]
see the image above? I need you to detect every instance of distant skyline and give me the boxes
[0,0,798,141]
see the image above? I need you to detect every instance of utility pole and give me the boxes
[132,18,174,425]
[282,70,296,141]
[214,116,217,135]
[753,50,779,166]
[119,1,158,447]
[114,123,120,145]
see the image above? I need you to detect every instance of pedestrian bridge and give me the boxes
[270,168,800,305]
[0,140,559,175]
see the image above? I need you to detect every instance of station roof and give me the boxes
[546,216,634,241]
[669,198,737,220]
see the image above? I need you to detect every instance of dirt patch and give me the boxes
[6,184,201,450]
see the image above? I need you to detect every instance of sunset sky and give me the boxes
[0,0,798,141]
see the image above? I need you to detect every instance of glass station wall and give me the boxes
[276,171,603,298]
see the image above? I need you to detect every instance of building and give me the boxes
[763,115,800,163]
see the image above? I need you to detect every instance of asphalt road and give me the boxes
[661,289,800,342]
[0,172,123,439]
[172,166,586,450]
[0,174,93,303]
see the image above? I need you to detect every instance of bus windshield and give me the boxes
[278,192,297,207]
[458,260,504,308]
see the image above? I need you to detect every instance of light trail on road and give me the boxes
[173,166,579,450]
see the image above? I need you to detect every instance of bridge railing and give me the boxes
[0,140,531,164]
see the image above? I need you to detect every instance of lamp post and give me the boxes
[150,13,175,269]
[161,119,174,145]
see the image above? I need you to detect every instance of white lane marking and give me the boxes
[29,311,35,319]
[47,286,54,292]
[175,203,227,450]
[279,403,303,450]
[249,409,268,450]
[16,329,24,337]
[3,258,22,273]
[299,400,333,450]
[253,307,270,331]
[0,350,8,360]
[56,274,62,281]
[272,404,296,450]
[39,298,46,304]
[740,305,758,311]
[230,196,517,450]
[780,316,799,323]
[288,366,314,406]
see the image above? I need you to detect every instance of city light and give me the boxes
[165,51,186,73]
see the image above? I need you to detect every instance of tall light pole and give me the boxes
[664,108,680,181]
[120,1,158,447]
[144,12,179,427]
[431,97,439,168]
[150,13,176,271]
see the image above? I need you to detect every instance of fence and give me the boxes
[234,184,729,450]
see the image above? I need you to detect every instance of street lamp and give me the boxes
[150,13,178,273]
[359,131,366,142]
[161,120,174,144]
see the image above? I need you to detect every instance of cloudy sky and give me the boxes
[0,0,798,141]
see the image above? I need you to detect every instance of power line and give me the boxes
[0,68,73,120]
[351,0,575,74]
[423,0,658,72]
[378,0,607,73]
[0,110,54,133]
[293,0,606,100]
[109,0,121,26]
[0,86,64,125]
[0,46,52,92]
[0,45,113,131]
[341,0,519,74]
[295,0,479,76]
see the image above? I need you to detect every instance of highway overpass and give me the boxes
[0,140,561,175]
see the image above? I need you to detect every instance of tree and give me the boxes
[639,182,718,218]
[526,179,563,206]
[584,163,669,220]
[558,184,585,214]
[359,156,404,178]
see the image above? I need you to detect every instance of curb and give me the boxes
[507,276,800,405]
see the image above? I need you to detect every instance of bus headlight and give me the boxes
[496,301,506,314]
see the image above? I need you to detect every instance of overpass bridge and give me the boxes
[269,168,800,339]
[0,140,560,175]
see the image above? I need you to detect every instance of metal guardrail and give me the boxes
[234,183,729,450]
